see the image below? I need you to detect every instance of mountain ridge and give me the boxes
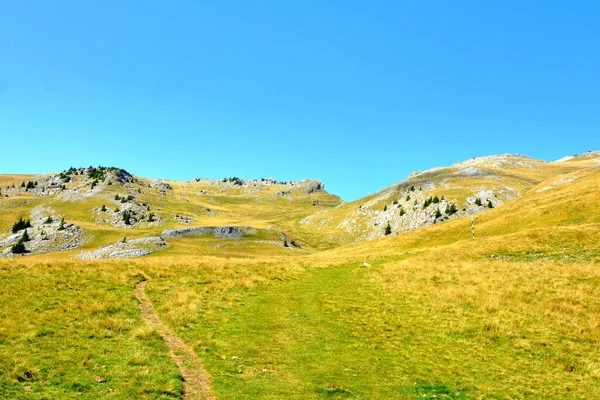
[1,150,598,257]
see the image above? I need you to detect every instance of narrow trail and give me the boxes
[134,279,215,400]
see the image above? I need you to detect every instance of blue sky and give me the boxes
[1,1,599,201]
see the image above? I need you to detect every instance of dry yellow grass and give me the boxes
[0,157,599,398]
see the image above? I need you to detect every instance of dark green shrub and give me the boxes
[12,217,31,233]
[423,197,434,209]
[445,203,458,216]
[384,223,392,235]
[123,210,131,225]
[11,241,27,254]
[487,200,494,208]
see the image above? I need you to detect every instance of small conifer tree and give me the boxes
[11,241,27,254]
[384,222,392,235]
[123,210,131,225]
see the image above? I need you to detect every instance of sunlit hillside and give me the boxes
[1,151,599,399]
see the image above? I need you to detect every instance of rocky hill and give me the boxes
[1,151,598,257]
[296,151,600,243]
[0,167,341,258]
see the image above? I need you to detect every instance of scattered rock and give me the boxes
[161,226,257,239]
[76,237,168,259]
[150,180,172,190]
[0,207,89,257]
[456,167,493,177]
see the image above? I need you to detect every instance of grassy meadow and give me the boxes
[0,162,599,398]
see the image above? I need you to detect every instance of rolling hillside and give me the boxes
[0,151,599,399]
[297,152,600,243]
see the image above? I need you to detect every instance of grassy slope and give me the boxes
[138,165,600,398]
[0,174,343,255]
[0,159,599,398]
[0,261,182,399]
[296,156,589,244]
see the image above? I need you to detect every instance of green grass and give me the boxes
[1,159,599,398]
[0,262,182,399]
[145,238,600,398]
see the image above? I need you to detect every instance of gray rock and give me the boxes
[161,226,255,239]
[76,237,167,259]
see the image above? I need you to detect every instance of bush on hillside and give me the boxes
[11,241,27,254]
[12,217,32,233]
[445,203,458,216]
[123,210,131,225]
[384,222,392,235]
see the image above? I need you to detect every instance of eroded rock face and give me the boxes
[161,226,257,239]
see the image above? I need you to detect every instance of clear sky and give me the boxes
[1,1,599,201]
